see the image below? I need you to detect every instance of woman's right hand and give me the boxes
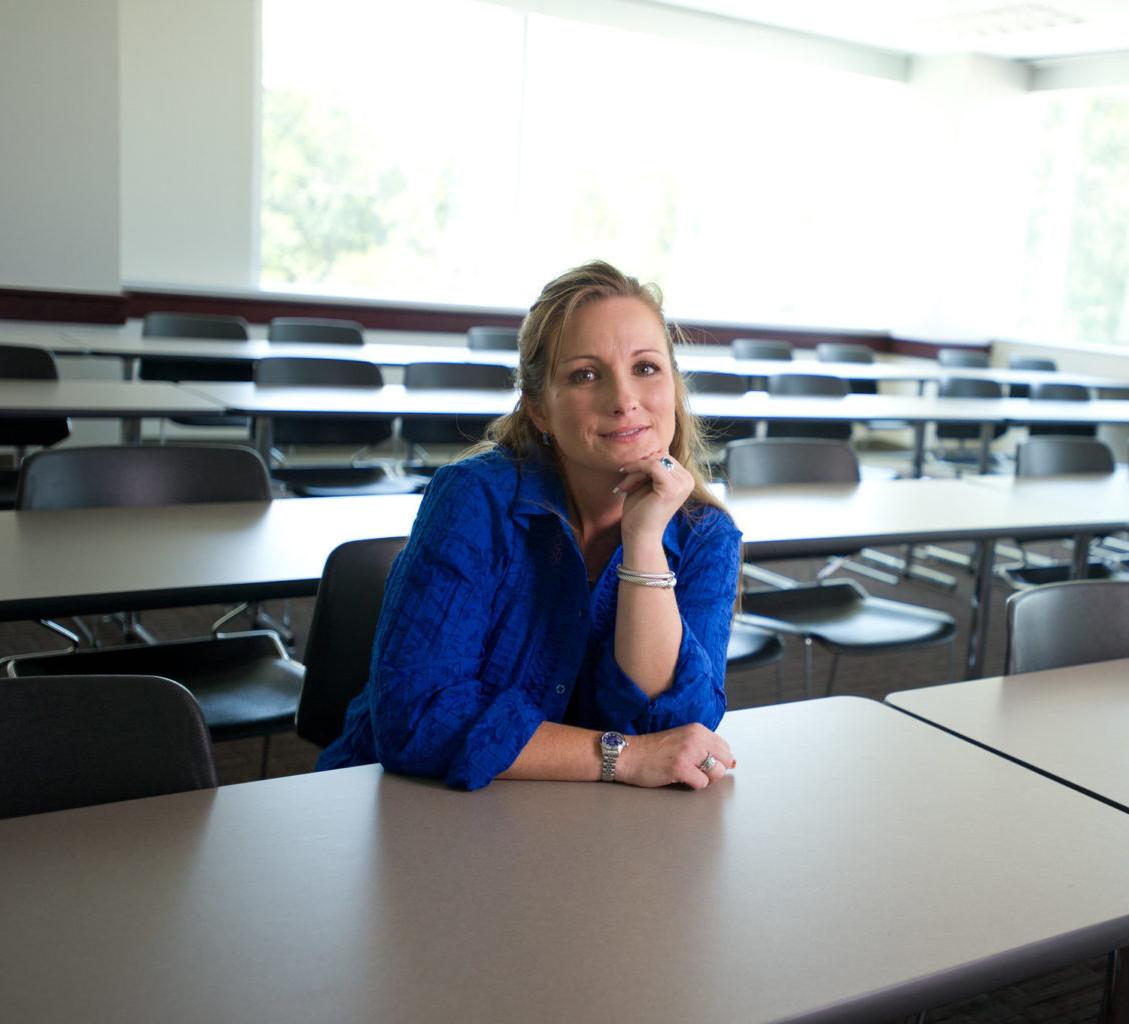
[615,723,734,789]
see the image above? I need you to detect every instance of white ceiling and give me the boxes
[648,0,1129,59]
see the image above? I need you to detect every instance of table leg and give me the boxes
[965,538,995,679]
[121,417,142,444]
[121,356,138,381]
[1072,534,1093,579]
[252,416,274,462]
[977,422,993,474]
[1101,946,1128,1024]
[912,423,926,478]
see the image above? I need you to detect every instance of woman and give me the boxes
[319,261,741,790]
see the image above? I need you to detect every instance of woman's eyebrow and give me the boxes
[560,348,663,365]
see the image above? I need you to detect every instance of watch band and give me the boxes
[599,732,628,783]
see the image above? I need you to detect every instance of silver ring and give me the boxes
[659,456,675,472]
[698,754,717,774]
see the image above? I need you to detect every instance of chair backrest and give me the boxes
[297,537,407,748]
[467,326,520,351]
[254,357,383,387]
[937,348,990,368]
[1030,382,1090,402]
[685,371,748,394]
[17,444,272,510]
[938,376,1002,399]
[0,674,217,818]
[0,344,70,450]
[0,343,60,380]
[816,343,874,364]
[767,373,849,398]
[142,312,250,340]
[1005,580,1129,674]
[403,362,513,390]
[732,338,793,361]
[726,438,860,486]
[1009,355,1056,371]
[1015,436,1115,477]
[267,317,365,344]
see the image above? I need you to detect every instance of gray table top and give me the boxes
[4,478,1128,622]
[887,658,1129,812]
[0,494,421,620]
[179,382,1129,428]
[54,326,1129,390]
[0,379,227,418]
[2,698,1128,1024]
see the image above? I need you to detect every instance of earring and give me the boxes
[541,431,552,447]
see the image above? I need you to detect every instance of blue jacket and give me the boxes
[318,449,741,790]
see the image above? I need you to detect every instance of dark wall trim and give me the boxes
[0,286,127,324]
[4,285,991,358]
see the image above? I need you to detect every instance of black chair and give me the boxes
[296,537,407,748]
[937,348,990,368]
[8,445,303,776]
[0,343,71,509]
[401,362,514,458]
[999,437,1124,591]
[732,338,793,361]
[931,377,1006,471]
[467,326,520,351]
[816,343,877,395]
[139,312,253,430]
[268,317,365,344]
[686,370,753,446]
[1007,355,1056,399]
[1005,580,1129,674]
[253,357,423,496]
[0,674,217,819]
[765,373,852,441]
[726,438,957,698]
[1026,381,1096,437]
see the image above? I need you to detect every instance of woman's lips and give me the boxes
[600,425,649,443]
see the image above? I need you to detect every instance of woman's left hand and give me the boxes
[614,449,694,543]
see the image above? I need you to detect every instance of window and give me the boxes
[260,0,915,327]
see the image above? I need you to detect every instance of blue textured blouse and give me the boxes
[317,449,741,790]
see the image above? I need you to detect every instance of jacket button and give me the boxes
[555,684,566,695]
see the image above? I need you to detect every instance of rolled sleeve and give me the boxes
[593,509,741,734]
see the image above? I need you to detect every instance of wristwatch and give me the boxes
[599,731,629,783]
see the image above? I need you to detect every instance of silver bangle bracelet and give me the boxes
[616,565,676,589]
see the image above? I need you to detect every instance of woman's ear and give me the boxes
[524,397,548,434]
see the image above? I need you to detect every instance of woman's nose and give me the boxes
[607,372,639,413]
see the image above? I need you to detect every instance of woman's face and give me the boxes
[528,296,677,483]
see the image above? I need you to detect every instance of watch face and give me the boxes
[601,731,626,750]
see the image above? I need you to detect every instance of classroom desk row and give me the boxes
[2,688,1128,1024]
[6,320,1129,392]
[3,475,1127,679]
[6,377,1129,476]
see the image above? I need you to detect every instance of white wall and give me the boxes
[0,0,120,293]
[119,0,259,289]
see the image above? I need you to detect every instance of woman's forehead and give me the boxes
[557,297,667,359]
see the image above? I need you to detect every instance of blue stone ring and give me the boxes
[659,456,675,472]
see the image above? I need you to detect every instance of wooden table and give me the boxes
[887,658,1129,813]
[2,698,1128,1023]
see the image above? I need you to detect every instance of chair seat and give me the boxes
[738,579,956,653]
[8,632,303,741]
[726,621,783,669]
[1000,560,1121,589]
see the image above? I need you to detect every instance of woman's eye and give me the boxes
[568,367,597,384]
[635,361,660,376]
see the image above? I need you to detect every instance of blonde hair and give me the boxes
[470,260,723,515]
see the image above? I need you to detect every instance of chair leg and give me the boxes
[946,640,956,683]
[774,659,784,703]
[1100,945,1128,1024]
[259,734,272,780]
[803,637,814,700]
[825,653,840,697]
